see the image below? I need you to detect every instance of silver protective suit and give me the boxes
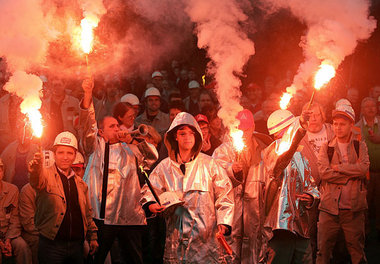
[262,126,320,240]
[140,112,235,263]
[81,102,157,225]
[213,133,272,264]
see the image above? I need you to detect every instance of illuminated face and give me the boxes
[308,106,324,133]
[333,117,353,140]
[100,117,120,144]
[362,100,377,119]
[55,146,76,171]
[198,122,210,140]
[146,96,161,112]
[119,108,135,128]
[169,108,181,122]
[176,126,195,151]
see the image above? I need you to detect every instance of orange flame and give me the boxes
[314,63,336,90]
[26,109,43,138]
[279,92,292,110]
[230,128,245,153]
[80,16,98,54]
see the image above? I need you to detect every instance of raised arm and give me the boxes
[79,78,98,156]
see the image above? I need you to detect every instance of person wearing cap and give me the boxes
[0,158,32,263]
[183,80,201,116]
[195,114,222,156]
[72,152,85,179]
[80,78,158,264]
[136,87,170,137]
[19,150,55,264]
[120,93,140,117]
[140,112,234,263]
[28,131,98,263]
[212,109,272,264]
[151,71,164,92]
[355,97,380,238]
[317,105,370,264]
[263,109,319,264]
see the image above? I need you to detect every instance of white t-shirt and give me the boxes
[307,125,328,157]
[337,142,349,164]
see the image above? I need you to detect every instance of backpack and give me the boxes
[327,140,360,163]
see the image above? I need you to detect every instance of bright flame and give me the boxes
[314,63,336,90]
[230,129,245,153]
[80,17,98,54]
[280,92,293,110]
[25,109,43,138]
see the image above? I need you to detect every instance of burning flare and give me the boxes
[25,109,43,138]
[314,63,336,90]
[280,92,292,110]
[80,16,98,54]
[230,129,245,153]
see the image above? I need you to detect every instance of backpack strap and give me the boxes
[353,140,360,157]
[327,143,335,163]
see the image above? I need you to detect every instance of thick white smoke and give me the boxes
[0,0,57,123]
[264,0,376,94]
[185,0,255,130]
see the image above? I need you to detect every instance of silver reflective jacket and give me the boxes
[81,103,154,225]
[141,112,234,263]
[262,135,320,239]
[213,133,272,264]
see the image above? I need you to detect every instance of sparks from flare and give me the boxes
[275,124,296,156]
[314,63,336,90]
[280,92,292,110]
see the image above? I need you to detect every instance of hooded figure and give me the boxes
[141,112,234,263]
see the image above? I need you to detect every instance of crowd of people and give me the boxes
[0,58,379,264]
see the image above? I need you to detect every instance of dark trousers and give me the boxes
[94,219,144,264]
[317,210,366,264]
[267,230,313,264]
[38,235,84,264]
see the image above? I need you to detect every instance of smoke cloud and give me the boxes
[263,0,376,94]
[185,0,255,130]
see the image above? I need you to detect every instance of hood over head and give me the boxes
[164,112,203,162]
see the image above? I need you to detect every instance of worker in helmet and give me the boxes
[28,131,98,263]
[263,109,319,264]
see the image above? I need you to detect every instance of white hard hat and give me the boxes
[120,93,140,106]
[332,104,355,122]
[72,152,84,165]
[53,131,78,150]
[335,98,352,108]
[144,87,161,98]
[151,71,163,79]
[188,80,200,89]
[42,150,55,168]
[267,109,296,135]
